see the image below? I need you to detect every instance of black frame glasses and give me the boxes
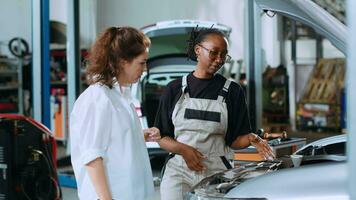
[198,44,232,63]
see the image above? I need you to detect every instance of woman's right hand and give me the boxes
[248,133,275,161]
[143,127,161,142]
[180,144,206,172]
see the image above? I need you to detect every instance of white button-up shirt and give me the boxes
[70,83,154,200]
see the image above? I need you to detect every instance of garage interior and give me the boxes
[0,0,355,199]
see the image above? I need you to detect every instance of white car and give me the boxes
[295,134,346,156]
[131,20,232,158]
[186,134,347,200]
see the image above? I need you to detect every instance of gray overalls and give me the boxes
[160,75,233,200]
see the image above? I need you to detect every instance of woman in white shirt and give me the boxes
[70,27,160,200]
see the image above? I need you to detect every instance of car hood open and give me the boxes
[141,20,232,59]
[255,0,347,55]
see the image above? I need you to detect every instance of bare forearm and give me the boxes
[230,133,253,149]
[158,136,186,155]
[86,158,112,200]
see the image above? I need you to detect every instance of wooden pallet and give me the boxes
[300,58,345,104]
[297,58,345,130]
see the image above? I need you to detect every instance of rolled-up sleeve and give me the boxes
[77,89,112,165]
[81,148,106,165]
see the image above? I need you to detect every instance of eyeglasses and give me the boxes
[198,44,232,63]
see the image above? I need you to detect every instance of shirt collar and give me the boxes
[113,80,131,99]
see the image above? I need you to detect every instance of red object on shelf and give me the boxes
[0,103,16,110]
[51,49,88,57]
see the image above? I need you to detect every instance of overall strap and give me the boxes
[181,75,190,98]
[217,79,231,103]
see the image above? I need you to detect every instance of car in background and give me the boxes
[294,134,346,165]
[131,20,232,158]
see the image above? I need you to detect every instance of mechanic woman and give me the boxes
[70,27,160,200]
[155,27,275,200]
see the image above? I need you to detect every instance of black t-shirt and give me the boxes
[154,72,251,146]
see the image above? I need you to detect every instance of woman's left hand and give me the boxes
[144,127,161,142]
[248,133,275,161]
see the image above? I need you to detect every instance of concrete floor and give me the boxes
[61,187,79,200]
[61,185,161,200]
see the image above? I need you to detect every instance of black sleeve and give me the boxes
[225,82,252,146]
[154,84,176,138]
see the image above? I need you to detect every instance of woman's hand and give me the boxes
[248,133,275,161]
[180,144,206,172]
[143,127,161,142]
[157,137,205,172]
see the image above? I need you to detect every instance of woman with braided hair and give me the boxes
[154,27,275,199]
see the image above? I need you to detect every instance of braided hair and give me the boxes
[186,26,227,62]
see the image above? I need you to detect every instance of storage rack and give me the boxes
[0,57,23,114]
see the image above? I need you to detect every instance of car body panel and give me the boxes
[225,162,348,200]
[187,135,348,199]
[295,134,346,156]
[255,0,347,54]
[146,54,197,71]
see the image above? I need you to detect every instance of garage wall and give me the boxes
[0,0,31,57]
[261,15,281,68]
[50,0,67,23]
[50,0,97,48]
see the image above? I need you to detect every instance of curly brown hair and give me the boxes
[86,26,150,88]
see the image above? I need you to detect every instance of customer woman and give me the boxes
[70,27,160,200]
[155,27,275,200]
